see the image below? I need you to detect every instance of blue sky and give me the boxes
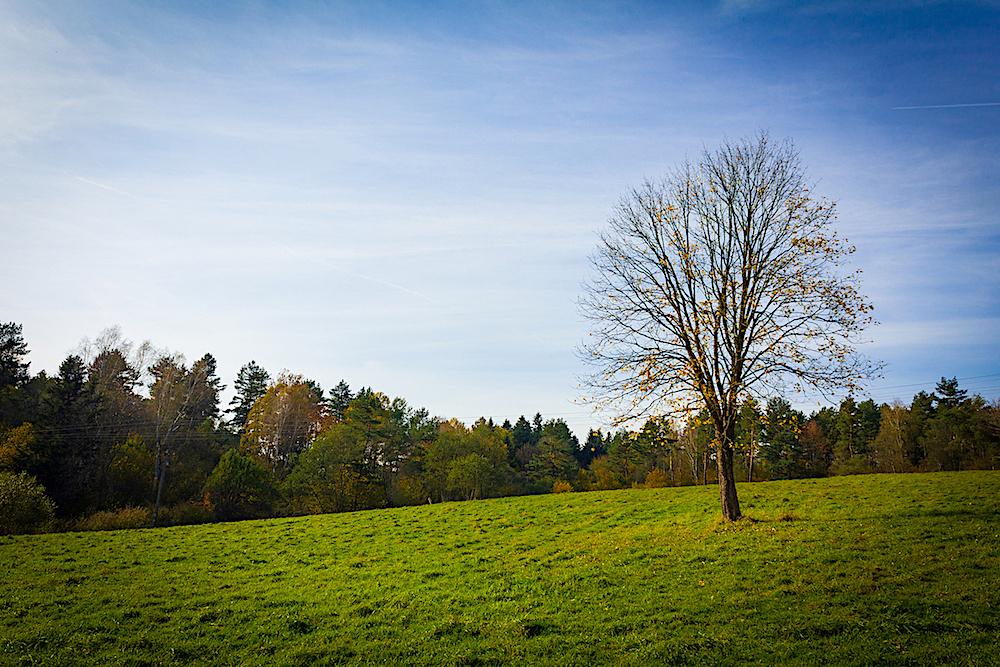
[2,1,998,437]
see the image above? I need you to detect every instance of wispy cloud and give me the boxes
[73,176,136,198]
[277,245,436,303]
[869,318,1000,349]
[893,102,1000,110]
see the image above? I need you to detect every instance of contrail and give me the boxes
[74,176,137,197]
[278,244,435,303]
[892,102,1000,110]
[335,267,436,303]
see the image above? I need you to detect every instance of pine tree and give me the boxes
[38,355,101,514]
[578,429,606,467]
[934,377,968,409]
[510,416,534,469]
[761,398,804,478]
[0,322,30,390]
[328,380,353,421]
[0,322,32,428]
[227,361,270,434]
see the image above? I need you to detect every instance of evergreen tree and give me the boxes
[37,355,101,514]
[578,429,607,467]
[906,391,935,466]
[635,416,677,483]
[856,399,881,460]
[304,378,324,405]
[510,415,534,469]
[531,413,543,445]
[527,435,579,490]
[227,361,270,434]
[0,322,31,428]
[922,378,974,471]
[541,419,579,450]
[189,354,224,425]
[328,380,353,421]
[831,396,874,474]
[0,322,30,391]
[934,377,968,409]
[761,398,804,478]
[511,416,532,448]
[609,429,652,487]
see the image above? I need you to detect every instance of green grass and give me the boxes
[2,472,999,666]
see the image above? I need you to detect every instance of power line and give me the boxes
[13,372,998,438]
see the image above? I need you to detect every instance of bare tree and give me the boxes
[581,134,878,520]
[76,326,160,388]
[148,354,219,525]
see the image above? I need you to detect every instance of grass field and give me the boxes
[2,472,999,666]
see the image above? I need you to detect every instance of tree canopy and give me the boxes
[582,134,879,519]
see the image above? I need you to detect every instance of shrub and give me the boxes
[552,480,573,493]
[391,474,429,506]
[0,471,56,534]
[589,456,622,490]
[0,423,37,471]
[108,434,154,507]
[204,449,278,520]
[158,500,213,526]
[76,506,150,531]
[644,468,670,488]
[830,455,872,476]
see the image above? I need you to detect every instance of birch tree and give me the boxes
[147,353,221,525]
[581,134,878,520]
[240,373,324,477]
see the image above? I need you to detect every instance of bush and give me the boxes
[0,471,56,534]
[830,455,872,476]
[552,480,573,493]
[644,468,670,488]
[391,474,429,507]
[77,506,150,531]
[0,423,37,471]
[158,500,213,526]
[108,434,154,507]
[204,449,278,520]
[589,456,622,490]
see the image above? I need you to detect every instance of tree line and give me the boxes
[1,321,997,533]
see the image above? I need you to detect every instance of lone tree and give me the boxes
[582,134,878,520]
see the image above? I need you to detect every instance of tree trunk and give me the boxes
[717,442,742,521]
[152,444,167,527]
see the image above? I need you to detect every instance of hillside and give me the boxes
[2,472,998,666]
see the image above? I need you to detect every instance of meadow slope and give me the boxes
[2,472,999,666]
